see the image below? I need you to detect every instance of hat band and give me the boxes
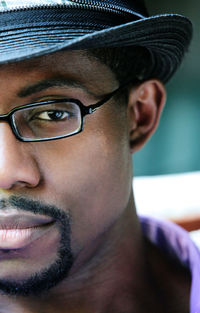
[0,0,145,19]
[0,6,143,31]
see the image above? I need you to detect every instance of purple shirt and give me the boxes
[140,216,200,313]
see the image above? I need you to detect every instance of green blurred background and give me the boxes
[134,0,200,176]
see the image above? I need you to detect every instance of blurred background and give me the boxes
[134,0,200,176]
[133,1,200,247]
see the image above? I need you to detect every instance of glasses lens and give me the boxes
[13,101,82,140]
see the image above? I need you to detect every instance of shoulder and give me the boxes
[140,216,199,313]
[144,236,191,313]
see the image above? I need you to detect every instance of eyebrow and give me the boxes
[17,77,97,98]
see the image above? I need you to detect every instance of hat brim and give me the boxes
[0,10,192,82]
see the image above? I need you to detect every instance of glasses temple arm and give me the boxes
[87,81,132,113]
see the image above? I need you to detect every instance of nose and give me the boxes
[0,123,40,190]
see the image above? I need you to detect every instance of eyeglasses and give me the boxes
[0,84,127,142]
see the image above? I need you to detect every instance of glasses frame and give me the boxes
[0,81,131,142]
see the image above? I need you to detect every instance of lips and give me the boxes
[0,210,55,250]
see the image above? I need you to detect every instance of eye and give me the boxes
[14,101,82,139]
[27,101,79,123]
[35,110,70,121]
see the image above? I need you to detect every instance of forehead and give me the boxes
[0,50,117,95]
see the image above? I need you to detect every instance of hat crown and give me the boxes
[0,0,148,16]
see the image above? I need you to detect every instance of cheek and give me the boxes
[34,113,132,251]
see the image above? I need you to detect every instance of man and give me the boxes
[0,0,198,312]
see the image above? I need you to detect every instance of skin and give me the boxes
[0,50,191,313]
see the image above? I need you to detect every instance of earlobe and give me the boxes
[127,80,166,153]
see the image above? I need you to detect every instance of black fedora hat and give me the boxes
[0,0,192,82]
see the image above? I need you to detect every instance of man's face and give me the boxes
[0,50,133,296]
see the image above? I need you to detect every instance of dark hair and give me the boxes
[89,46,151,82]
[87,46,152,101]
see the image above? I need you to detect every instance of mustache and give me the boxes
[0,196,71,223]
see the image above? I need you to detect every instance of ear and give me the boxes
[127,80,166,153]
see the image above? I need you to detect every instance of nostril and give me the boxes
[13,181,35,189]
[0,163,40,190]
[6,178,40,190]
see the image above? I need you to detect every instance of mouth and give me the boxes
[0,210,55,250]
